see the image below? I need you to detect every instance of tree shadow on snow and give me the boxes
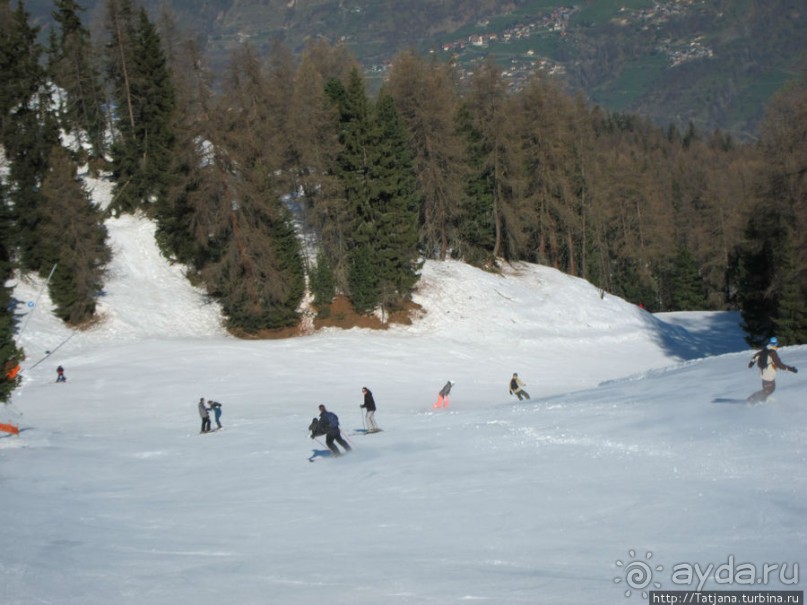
[642,310,748,361]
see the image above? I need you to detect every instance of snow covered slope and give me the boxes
[2,209,804,605]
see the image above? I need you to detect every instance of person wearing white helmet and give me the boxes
[747,336,798,404]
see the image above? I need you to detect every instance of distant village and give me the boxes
[365,1,712,89]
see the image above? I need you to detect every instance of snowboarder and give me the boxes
[360,387,379,432]
[198,397,211,433]
[56,365,66,383]
[434,380,454,408]
[508,372,530,400]
[747,337,798,404]
[313,404,351,456]
[208,400,223,430]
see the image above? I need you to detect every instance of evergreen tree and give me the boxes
[105,2,176,214]
[327,69,378,311]
[38,146,111,324]
[771,234,807,344]
[155,31,215,265]
[737,74,807,345]
[309,252,335,306]
[0,178,22,402]
[371,90,421,309]
[455,102,496,265]
[1,0,60,272]
[49,0,107,159]
[386,51,467,260]
[325,70,420,313]
[666,245,707,311]
[456,59,520,265]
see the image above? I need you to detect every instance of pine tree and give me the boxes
[327,69,379,311]
[771,235,807,344]
[49,0,107,159]
[38,146,111,324]
[737,74,807,345]
[0,178,22,402]
[309,252,335,306]
[386,51,467,260]
[456,59,519,265]
[105,2,176,214]
[667,245,707,311]
[1,1,60,272]
[370,90,421,309]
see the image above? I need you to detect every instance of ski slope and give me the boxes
[2,199,805,604]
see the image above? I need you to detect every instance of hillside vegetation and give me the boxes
[22,0,807,138]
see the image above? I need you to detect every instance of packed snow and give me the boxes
[1,176,805,604]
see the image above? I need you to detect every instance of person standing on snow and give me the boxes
[360,387,379,432]
[316,404,351,456]
[56,365,66,383]
[208,400,223,430]
[198,398,211,433]
[434,380,454,408]
[747,337,798,404]
[509,373,530,400]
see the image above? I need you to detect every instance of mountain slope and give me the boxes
[23,0,807,138]
[3,210,805,604]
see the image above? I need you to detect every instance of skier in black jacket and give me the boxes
[360,387,379,432]
[312,405,352,456]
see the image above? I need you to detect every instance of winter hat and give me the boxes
[769,336,778,347]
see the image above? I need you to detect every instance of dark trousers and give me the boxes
[201,417,211,433]
[326,429,351,455]
[214,409,222,429]
[747,379,775,404]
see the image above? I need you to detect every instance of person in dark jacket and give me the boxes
[747,337,798,404]
[434,380,454,408]
[56,365,66,383]
[198,397,211,433]
[208,400,223,430]
[314,404,351,456]
[360,387,379,432]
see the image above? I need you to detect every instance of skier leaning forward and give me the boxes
[747,336,798,404]
[313,405,352,456]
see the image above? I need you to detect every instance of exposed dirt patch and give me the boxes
[227,296,423,340]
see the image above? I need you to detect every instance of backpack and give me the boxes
[756,349,770,369]
[324,411,339,429]
[510,378,519,390]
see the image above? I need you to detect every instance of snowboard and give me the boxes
[353,428,383,434]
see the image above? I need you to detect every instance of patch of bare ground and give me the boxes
[227,296,423,339]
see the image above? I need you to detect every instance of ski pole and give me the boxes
[361,407,366,431]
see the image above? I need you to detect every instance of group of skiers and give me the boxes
[189,337,799,450]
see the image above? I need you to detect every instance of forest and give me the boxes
[1,0,806,402]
